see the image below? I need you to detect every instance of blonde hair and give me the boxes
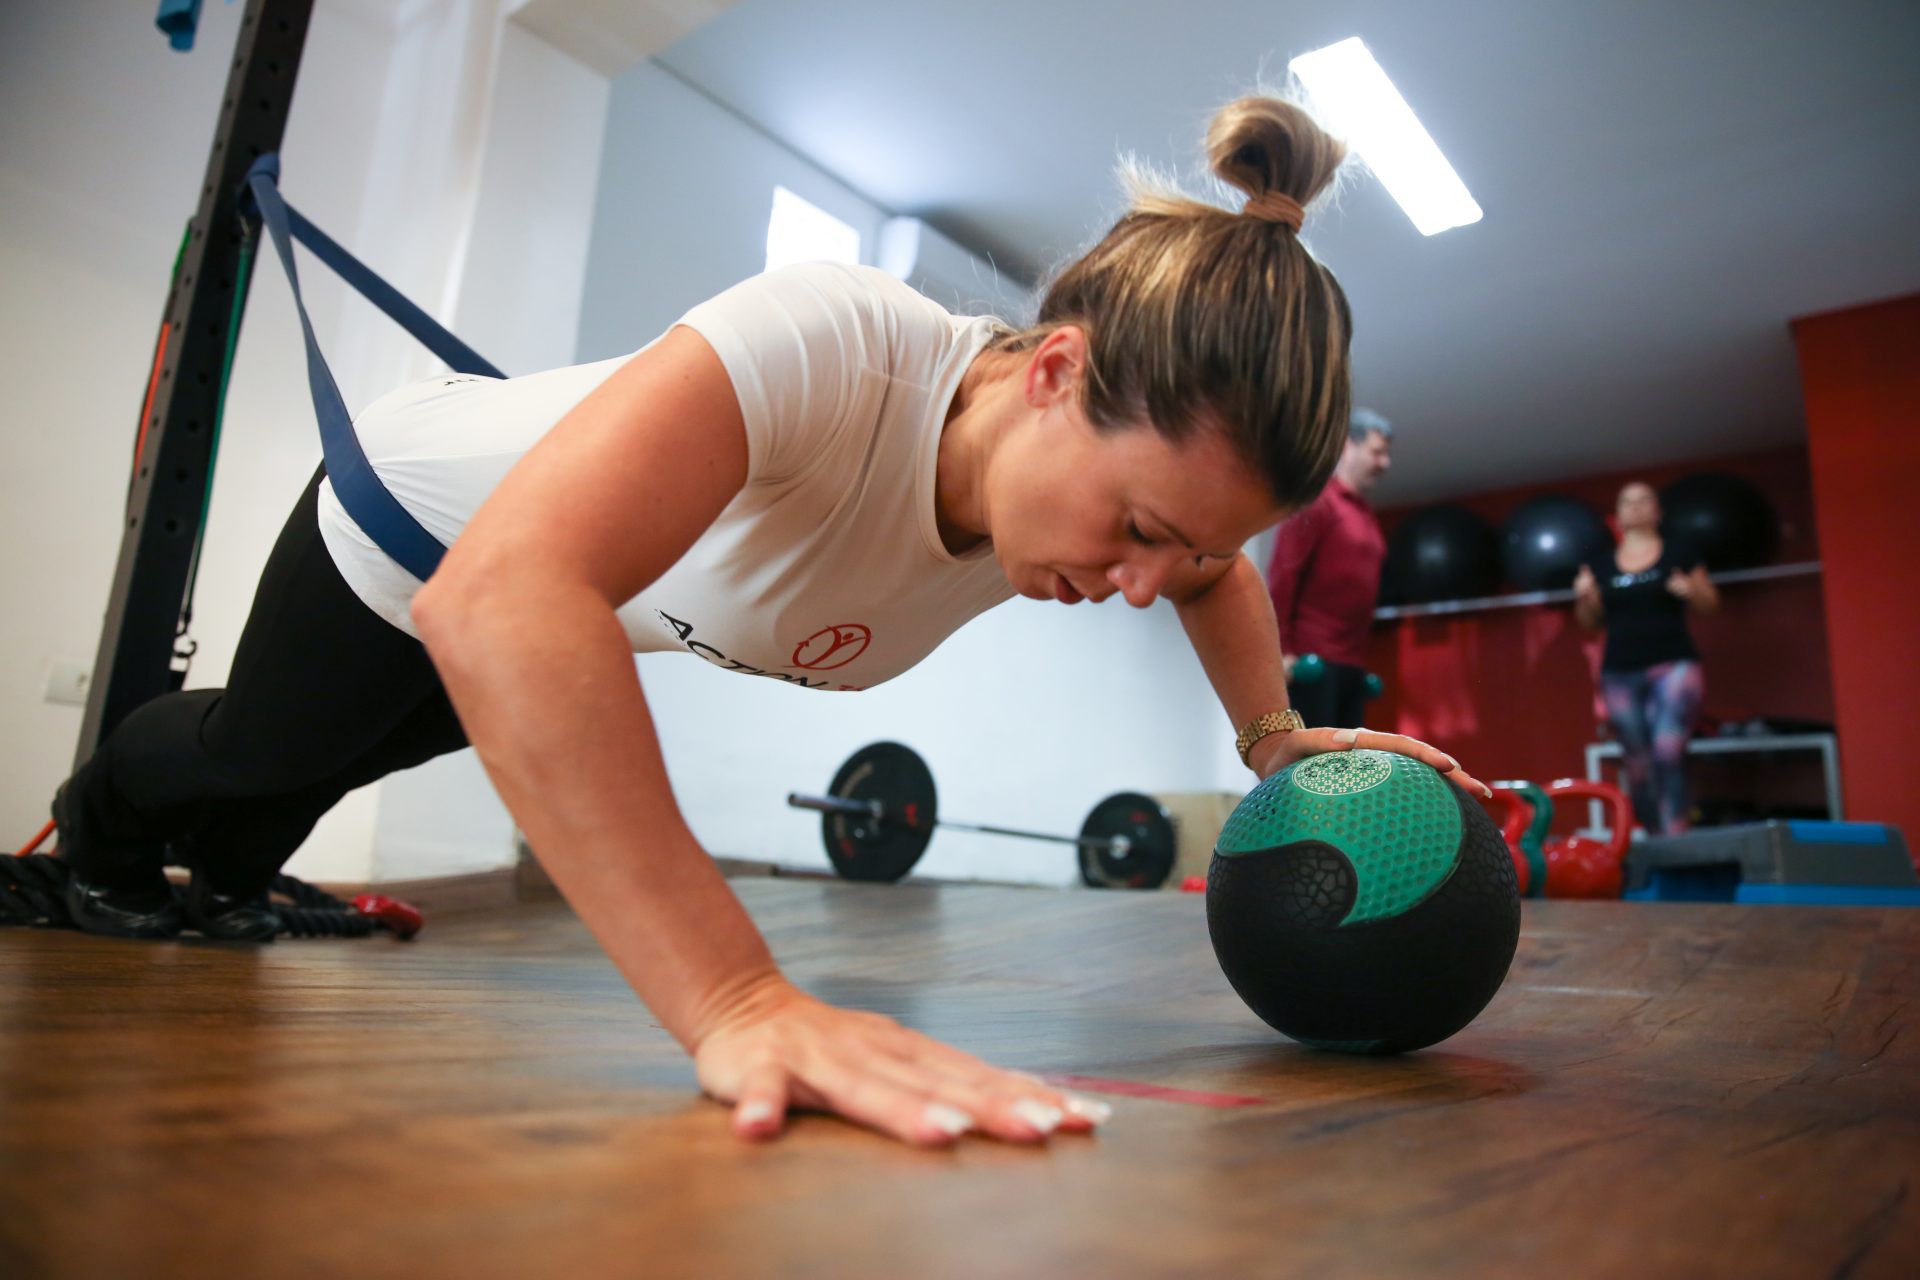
[996,95,1352,510]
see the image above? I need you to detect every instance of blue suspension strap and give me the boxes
[243,153,504,581]
[155,0,206,53]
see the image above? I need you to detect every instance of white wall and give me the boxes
[575,62,884,360]
[364,11,610,883]
[0,2,180,848]
[0,0,605,883]
[0,0,397,876]
[580,62,1246,885]
[879,216,1036,327]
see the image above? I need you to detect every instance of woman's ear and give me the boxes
[1024,325,1089,412]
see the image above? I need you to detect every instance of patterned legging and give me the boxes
[1599,660,1705,835]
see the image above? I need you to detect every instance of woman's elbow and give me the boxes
[410,573,480,653]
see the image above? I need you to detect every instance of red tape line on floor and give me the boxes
[1041,1073,1265,1109]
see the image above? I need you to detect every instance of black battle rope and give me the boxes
[0,855,413,939]
[264,872,380,937]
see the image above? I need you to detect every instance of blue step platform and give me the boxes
[1623,820,1919,905]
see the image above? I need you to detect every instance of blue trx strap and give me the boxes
[243,153,504,581]
[155,0,205,53]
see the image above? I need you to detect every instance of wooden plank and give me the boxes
[1,885,1914,1279]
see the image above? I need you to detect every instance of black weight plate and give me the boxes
[1078,792,1176,889]
[822,742,937,883]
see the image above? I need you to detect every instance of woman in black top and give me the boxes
[1573,482,1719,833]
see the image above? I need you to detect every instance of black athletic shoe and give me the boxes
[181,871,282,943]
[51,780,184,940]
[61,871,185,939]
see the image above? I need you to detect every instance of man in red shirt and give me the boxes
[1266,409,1392,729]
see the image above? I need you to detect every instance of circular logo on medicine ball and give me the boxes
[1292,750,1394,797]
[792,624,871,671]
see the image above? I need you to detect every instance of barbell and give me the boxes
[785,741,1177,889]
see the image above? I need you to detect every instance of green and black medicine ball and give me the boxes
[1207,749,1521,1054]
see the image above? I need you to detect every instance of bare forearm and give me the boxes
[415,580,779,1052]
[1176,555,1294,773]
[1689,569,1720,614]
[1267,582,1301,662]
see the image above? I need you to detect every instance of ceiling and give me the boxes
[651,0,1920,505]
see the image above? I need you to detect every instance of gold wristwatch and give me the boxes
[1236,709,1305,766]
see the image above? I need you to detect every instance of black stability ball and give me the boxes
[1659,472,1778,570]
[1500,496,1612,592]
[1382,506,1500,604]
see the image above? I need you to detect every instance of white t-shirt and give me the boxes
[315,262,1018,692]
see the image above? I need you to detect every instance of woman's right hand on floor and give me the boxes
[692,973,1111,1146]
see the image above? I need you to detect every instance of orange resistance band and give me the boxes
[132,321,172,474]
[14,820,55,858]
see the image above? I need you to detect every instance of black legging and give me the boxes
[62,469,468,897]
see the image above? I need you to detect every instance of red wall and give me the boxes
[1792,293,1920,844]
[1365,447,1834,803]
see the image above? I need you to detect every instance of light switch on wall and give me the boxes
[44,659,90,706]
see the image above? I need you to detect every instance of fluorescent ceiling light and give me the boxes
[1289,37,1482,236]
[765,186,861,273]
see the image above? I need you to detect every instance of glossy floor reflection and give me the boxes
[3,881,1916,1279]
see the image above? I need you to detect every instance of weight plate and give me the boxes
[822,742,937,883]
[1077,792,1176,889]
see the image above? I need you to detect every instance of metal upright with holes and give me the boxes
[74,0,316,765]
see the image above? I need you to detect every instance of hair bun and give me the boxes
[1206,97,1346,212]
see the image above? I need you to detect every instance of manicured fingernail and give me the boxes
[1063,1096,1112,1126]
[1333,729,1359,746]
[1481,785,1494,799]
[1442,755,1459,770]
[1012,1099,1064,1134]
[924,1104,975,1136]
[737,1101,776,1127]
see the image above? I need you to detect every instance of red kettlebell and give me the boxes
[1479,786,1535,896]
[1540,778,1633,899]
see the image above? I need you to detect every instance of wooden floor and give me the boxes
[3,881,1916,1279]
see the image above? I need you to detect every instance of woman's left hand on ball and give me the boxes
[1254,726,1491,799]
